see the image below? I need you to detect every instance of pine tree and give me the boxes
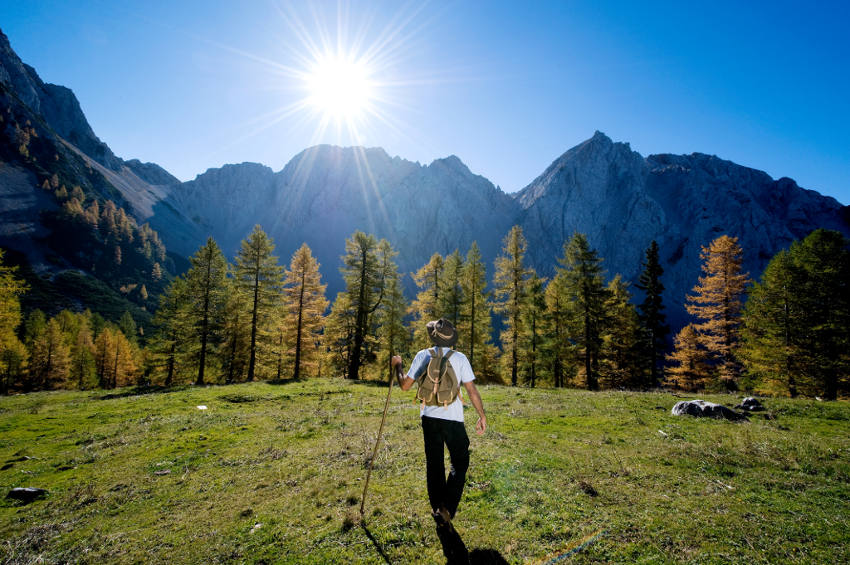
[666,324,710,391]
[410,253,444,350]
[340,232,395,380]
[119,311,138,344]
[186,237,228,385]
[635,240,669,387]
[519,273,546,387]
[0,249,28,394]
[600,275,641,389]
[559,233,609,390]
[741,230,850,399]
[493,226,531,386]
[686,235,750,389]
[786,229,850,399]
[459,242,494,378]
[234,225,283,381]
[282,243,328,380]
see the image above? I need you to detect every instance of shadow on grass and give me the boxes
[435,523,509,565]
[360,522,392,565]
[96,384,191,400]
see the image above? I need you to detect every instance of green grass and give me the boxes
[1,381,848,563]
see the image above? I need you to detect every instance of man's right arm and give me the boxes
[391,355,416,391]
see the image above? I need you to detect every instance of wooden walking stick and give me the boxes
[360,361,400,517]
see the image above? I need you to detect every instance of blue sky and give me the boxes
[3,0,849,203]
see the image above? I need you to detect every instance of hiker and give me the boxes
[391,318,487,530]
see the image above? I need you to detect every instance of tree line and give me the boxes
[1,226,847,398]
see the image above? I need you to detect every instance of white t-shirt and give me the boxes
[406,347,475,423]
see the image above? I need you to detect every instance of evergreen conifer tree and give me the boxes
[151,277,191,387]
[635,240,669,387]
[559,232,609,390]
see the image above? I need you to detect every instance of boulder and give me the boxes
[7,487,47,503]
[672,399,746,421]
[735,397,764,411]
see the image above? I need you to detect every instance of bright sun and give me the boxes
[305,54,374,121]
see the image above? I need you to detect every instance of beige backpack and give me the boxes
[416,348,461,408]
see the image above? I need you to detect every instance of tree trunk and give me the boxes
[293,271,305,380]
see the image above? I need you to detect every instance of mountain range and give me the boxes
[1,28,848,332]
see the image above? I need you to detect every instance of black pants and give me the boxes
[422,415,470,518]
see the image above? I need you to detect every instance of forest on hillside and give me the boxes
[1,224,848,399]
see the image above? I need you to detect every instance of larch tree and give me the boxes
[150,277,191,387]
[544,271,571,388]
[519,273,546,388]
[324,292,357,378]
[438,250,464,329]
[686,235,750,389]
[559,232,609,391]
[29,318,71,390]
[410,252,444,350]
[70,315,96,390]
[376,264,411,379]
[234,225,283,381]
[666,324,710,391]
[459,242,495,379]
[219,277,251,384]
[635,240,669,387]
[493,225,532,386]
[340,232,395,380]
[186,237,228,385]
[282,243,328,380]
[0,249,28,394]
[600,275,641,389]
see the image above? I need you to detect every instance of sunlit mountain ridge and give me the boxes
[1,28,848,332]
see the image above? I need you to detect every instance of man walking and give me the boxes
[391,318,487,533]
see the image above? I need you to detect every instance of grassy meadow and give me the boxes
[1,380,848,564]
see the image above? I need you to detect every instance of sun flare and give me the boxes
[305,54,374,121]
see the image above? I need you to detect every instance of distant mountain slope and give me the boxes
[151,145,519,292]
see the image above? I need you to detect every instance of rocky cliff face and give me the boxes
[0,30,121,171]
[516,131,850,328]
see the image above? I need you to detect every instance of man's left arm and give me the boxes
[463,381,487,435]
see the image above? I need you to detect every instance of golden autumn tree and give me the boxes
[666,324,710,391]
[685,235,751,389]
[409,252,444,350]
[282,243,328,380]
